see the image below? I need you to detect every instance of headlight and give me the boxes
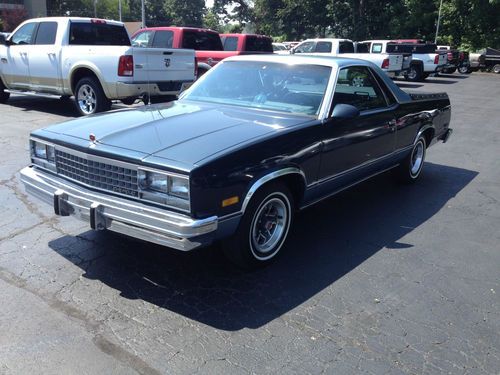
[30,139,56,170]
[138,169,190,211]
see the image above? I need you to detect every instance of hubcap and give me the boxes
[250,197,288,256]
[77,84,97,115]
[351,77,364,87]
[410,141,424,176]
[408,68,417,80]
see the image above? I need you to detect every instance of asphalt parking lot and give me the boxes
[0,73,499,375]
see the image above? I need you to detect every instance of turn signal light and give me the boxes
[222,196,239,207]
[118,55,134,76]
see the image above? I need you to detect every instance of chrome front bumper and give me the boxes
[20,166,218,251]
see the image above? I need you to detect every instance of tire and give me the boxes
[394,135,427,183]
[458,65,471,74]
[493,64,500,74]
[222,182,294,269]
[121,97,137,105]
[74,77,111,116]
[0,79,10,103]
[405,64,423,82]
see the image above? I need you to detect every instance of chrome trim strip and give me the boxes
[241,167,307,214]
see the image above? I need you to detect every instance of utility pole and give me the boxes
[94,0,97,17]
[435,0,443,44]
[119,0,122,21]
[141,0,146,28]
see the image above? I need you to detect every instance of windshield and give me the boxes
[182,61,331,116]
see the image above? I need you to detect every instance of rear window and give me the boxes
[182,31,222,50]
[152,30,173,48]
[35,22,58,45]
[315,41,332,53]
[244,36,273,52]
[69,22,130,46]
[338,41,354,53]
[387,43,437,54]
[223,36,238,51]
[356,42,370,53]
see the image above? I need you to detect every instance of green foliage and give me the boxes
[203,10,222,31]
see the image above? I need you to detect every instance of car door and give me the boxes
[28,21,62,93]
[3,22,37,89]
[318,65,397,187]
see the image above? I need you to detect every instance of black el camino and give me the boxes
[21,55,453,268]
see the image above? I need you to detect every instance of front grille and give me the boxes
[55,150,139,197]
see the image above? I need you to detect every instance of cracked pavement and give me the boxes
[0,74,499,374]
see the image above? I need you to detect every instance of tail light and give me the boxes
[118,55,134,77]
[381,58,390,69]
[434,54,440,64]
[194,56,198,78]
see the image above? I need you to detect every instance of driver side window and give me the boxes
[11,22,37,45]
[294,42,315,53]
[334,66,387,111]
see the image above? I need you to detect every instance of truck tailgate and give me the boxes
[387,54,404,71]
[132,47,195,82]
[437,52,448,66]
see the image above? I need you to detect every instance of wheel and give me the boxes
[394,135,427,183]
[351,76,366,87]
[493,64,500,74]
[458,65,471,74]
[405,65,423,82]
[74,77,111,116]
[121,97,137,105]
[222,182,294,269]
[0,79,10,103]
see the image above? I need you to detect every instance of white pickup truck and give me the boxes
[359,40,448,81]
[291,38,405,77]
[0,17,196,115]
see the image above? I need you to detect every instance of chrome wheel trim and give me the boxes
[77,84,97,115]
[493,65,500,74]
[410,140,425,177]
[249,193,291,260]
[408,67,418,80]
[351,76,364,87]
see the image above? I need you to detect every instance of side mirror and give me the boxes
[0,34,6,46]
[332,103,359,119]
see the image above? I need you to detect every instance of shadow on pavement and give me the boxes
[395,82,424,89]
[49,162,478,331]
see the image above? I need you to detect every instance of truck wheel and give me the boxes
[405,65,423,82]
[75,77,111,116]
[458,65,471,74]
[493,64,500,74]
[0,79,10,103]
[394,135,427,184]
[222,182,294,269]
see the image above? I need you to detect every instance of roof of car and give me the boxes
[300,38,353,43]
[223,53,372,69]
[137,26,219,34]
[18,17,124,26]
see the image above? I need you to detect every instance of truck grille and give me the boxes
[55,150,139,197]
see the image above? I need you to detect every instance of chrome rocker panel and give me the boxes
[20,166,218,251]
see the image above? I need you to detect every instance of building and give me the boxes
[0,0,46,18]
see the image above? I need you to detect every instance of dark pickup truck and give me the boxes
[20,55,452,268]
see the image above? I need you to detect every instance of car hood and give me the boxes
[40,101,310,167]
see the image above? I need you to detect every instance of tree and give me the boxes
[164,0,205,27]
[1,8,28,32]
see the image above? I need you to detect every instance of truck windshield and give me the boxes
[182,31,223,50]
[182,61,331,116]
[69,22,130,46]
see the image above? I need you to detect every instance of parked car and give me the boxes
[356,40,412,76]
[479,47,500,73]
[0,18,196,115]
[220,33,274,54]
[291,38,405,77]
[437,45,461,73]
[131,28,273,78]
[272,42,289,54]
[20,55,452,268]
[386,42,448,81]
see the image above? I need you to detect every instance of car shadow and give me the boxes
[48,162,477,331]
[6,95,134,117]
[437,74,469,79]
[422,78,461,84]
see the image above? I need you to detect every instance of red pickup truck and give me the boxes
[131,27,273,78]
